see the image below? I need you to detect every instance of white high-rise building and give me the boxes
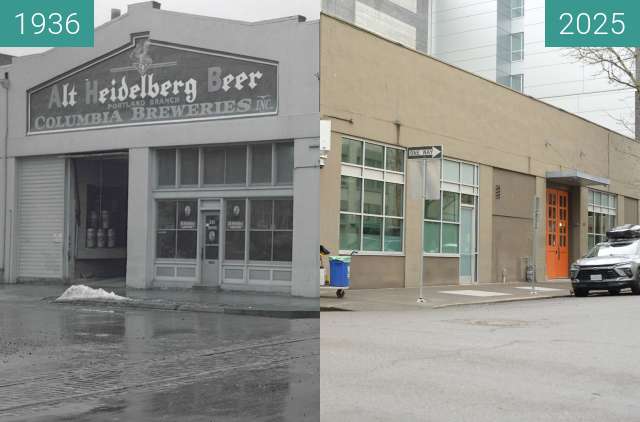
[322,0,636,138]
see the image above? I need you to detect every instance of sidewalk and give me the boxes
[320,281,573,311]
[0,279,319,319]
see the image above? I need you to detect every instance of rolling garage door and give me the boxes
[16,157,66,280]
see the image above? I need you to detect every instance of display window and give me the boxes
[423,159,478,256]
[588,190,617,249]
[339,137,405,253]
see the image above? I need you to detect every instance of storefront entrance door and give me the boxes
[546,189,569,279]
[202,211,221,286]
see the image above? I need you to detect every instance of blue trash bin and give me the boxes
[329,256,351,287]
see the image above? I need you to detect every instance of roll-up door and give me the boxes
[16,157,66,280]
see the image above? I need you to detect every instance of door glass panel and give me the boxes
[460,207,474,279]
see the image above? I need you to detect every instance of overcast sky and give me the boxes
[0,0,319,56]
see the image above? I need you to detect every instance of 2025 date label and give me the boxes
[0,0,93,47]
[546,0,640,47]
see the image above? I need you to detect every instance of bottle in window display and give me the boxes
[101,210,110,229]
[107,228,116,248]
[97,228,106,248]
[87,228,96,248]
[89,210,99,228]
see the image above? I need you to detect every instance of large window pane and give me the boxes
[157,201,176,230]
[341,176,362,213]
[251,144,272,184]
[341,138,363,165]
[385,182,403,217]
[363,179,384,215]
[275,143,294,185]
[225,231,245,260]
[203,148,225,184]
[251,200,273,230]
[176,231,197,259]
[364,143,384,169]
[442,223,459,253]
[424,222,440,253]
[443,160,460,182]
[384,218,403,252]
[273,232,293,261]
[442,191,460,222]
[425,199,441,220]
[179,149,199,185]
[156,231,176,259]
[461,163,475,185]
[226,146,247,184]
[157,149,176,186]
[362,216,383,251]
[588,212,594,233]
[250,231,272,261]
[274,199,293,230]
[225,200,246,260]
[340,214,361,251]
[386,148,404,172]
[178,201,197,229]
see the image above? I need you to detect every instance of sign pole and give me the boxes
[407,146,442,305]
[417,159,426,304]
[531,196,540,295]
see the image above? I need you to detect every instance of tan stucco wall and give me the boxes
[423,257,459,286]
[319,14,640,287]
[349,255,405,289]
[624,197,639,225]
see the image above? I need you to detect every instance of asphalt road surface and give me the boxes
[321,294,640,421]
[0,300,319,422]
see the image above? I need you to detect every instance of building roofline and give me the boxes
[320,12,636,144]
[13,8,315,60]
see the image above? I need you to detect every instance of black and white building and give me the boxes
[0,1,321,297]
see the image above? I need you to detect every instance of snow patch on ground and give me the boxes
[56,285,130,302]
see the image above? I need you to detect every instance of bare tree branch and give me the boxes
[566,47,639,140]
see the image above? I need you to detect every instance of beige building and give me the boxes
[319,14,640,289]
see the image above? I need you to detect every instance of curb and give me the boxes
[51,298,319,319]
[432,293,572,309]
[320,293,573,312]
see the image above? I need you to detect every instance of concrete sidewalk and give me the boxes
[321,281,573,311]
[0,280,319,319]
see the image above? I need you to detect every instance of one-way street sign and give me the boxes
[407,146,443,159]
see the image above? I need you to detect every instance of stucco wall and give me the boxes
[319,14,640,287]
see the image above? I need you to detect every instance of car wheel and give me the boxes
[630,280,640,295]
[608,288,621,295]
[574,288,589,297]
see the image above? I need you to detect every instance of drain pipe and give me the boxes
[1,74,9,275]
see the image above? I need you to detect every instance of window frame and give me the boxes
[155,141,294,190]
[339,136,406,255]
[511,0,524,19]
[423,158,479,258]
[587,189,617,249]
[155,199,199,261]
[510,74,524,93]
[511,32,524,62]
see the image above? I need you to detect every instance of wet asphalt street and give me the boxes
[321,294,640,421]
[0,298,319,422]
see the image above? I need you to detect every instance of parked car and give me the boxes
[570,225,640,297]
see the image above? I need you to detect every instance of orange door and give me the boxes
[546,189,569,279]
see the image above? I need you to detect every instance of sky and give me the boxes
[0,0,319,56]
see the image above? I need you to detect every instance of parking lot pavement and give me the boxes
[320,281,572,311]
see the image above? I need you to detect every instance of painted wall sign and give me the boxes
[28,35,278,134]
